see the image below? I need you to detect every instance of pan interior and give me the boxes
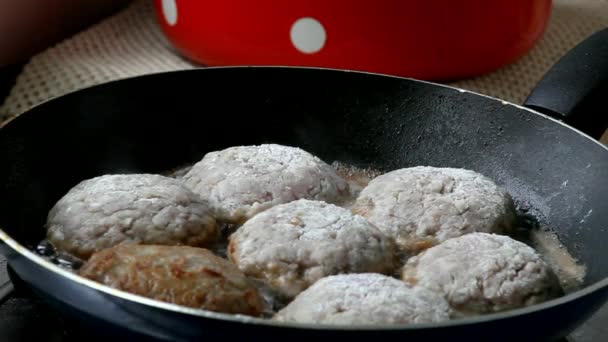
[0,67,606,288]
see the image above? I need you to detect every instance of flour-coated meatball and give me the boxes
[352,167,516,255]
[47,174,217,259]
[228,199,395,298]
[80,245,263,315]
[274,273,450,325]
[401,232,561,317]
[182,144,349,224]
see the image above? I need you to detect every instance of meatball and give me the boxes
[352,166,516,255]
[182,144,349,224]
[228,199,396,298]
[79,245,264,315]
[47,174,218,259]
[401,233,561,317]
[274,273,451,325]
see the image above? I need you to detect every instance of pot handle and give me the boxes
[524,28,608,140]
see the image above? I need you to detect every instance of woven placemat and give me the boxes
[0,0,607,144]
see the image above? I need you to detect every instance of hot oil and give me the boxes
[210,223,238,259]
[331,161,383,207]
[34,160,587,315]
[514,210,586,293]
[530,228,586,293]
[162,163,193,179]
[35,239,83,272]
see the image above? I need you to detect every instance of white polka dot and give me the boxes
[161,0,178,26]
[290,17,326,54]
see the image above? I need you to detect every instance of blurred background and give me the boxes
[1,0,608,132]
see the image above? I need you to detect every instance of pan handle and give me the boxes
[0,257,14,303]
[524,28,608,140]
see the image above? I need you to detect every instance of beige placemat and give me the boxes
[0,0,607,142]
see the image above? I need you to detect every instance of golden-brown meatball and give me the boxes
[79,245,264,316]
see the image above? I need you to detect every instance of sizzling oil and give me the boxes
[531,228,586,293]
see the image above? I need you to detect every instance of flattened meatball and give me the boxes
[228,200,396,298]
[352,167,516,255]
[182,144,349,224]
[79,245,264,315]
[47,174,218,259]
[274,273,450,325]
[402,233,561,317]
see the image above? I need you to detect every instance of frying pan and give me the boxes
[0,29,607,341]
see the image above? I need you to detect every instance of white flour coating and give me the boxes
[352,166,516,255]
[274,273,451,325]
[228,200,396,298]
[47,174,218,259]
[402,233,561,317]
[182,144,350,224]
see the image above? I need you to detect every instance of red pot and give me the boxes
[154,0,552,81]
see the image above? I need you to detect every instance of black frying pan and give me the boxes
[1,29,608,342]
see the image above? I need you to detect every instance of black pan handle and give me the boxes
[524,28,608,140]
[0,258,13,303]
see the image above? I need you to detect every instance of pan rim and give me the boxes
[2,227,608,331]
[1,66,607,331]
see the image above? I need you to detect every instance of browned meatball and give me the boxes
[79,245,264,316]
